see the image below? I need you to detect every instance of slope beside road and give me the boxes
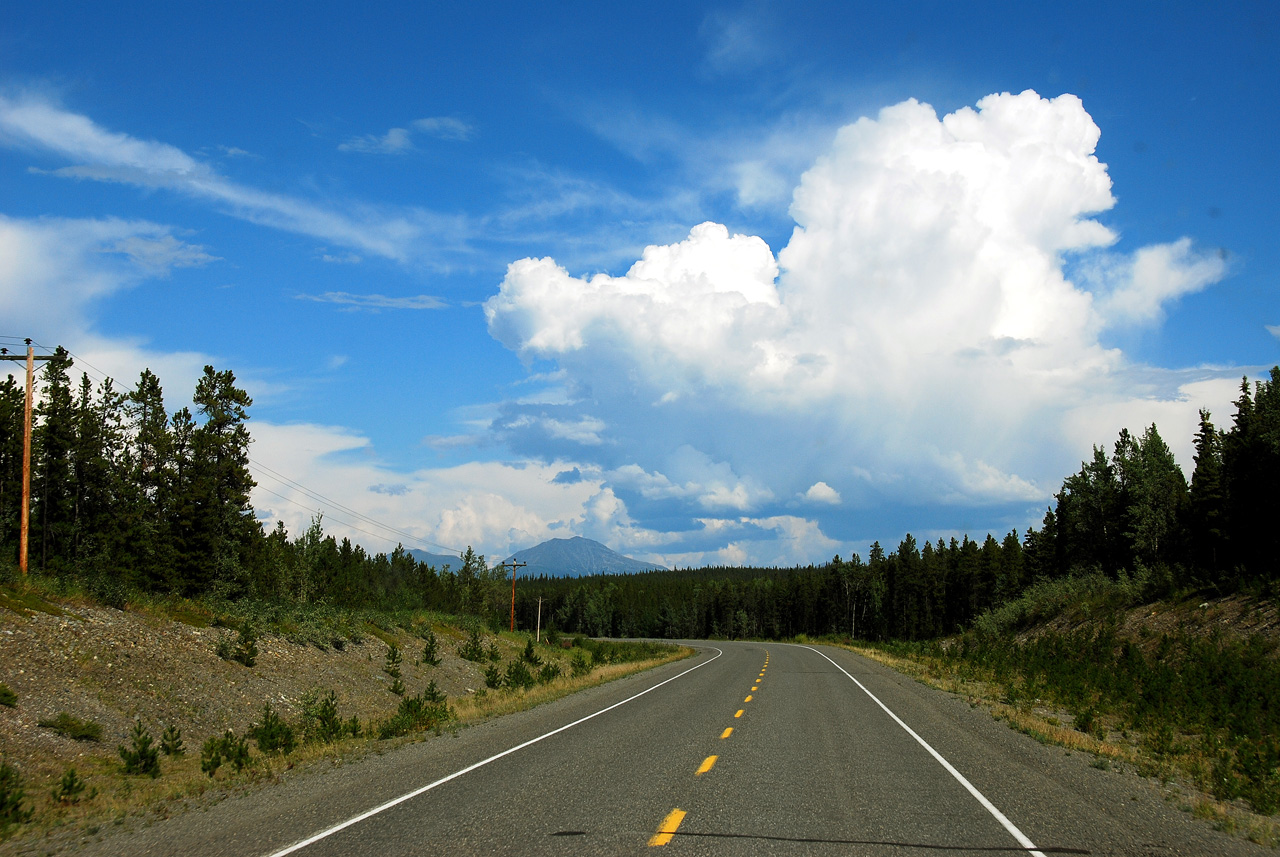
[66,642,1267,856]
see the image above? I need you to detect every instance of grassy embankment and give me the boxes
[833,572,1280,847]
[0,576,689,848]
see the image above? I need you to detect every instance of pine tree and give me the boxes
[71,374,128,578]
[1221,369,1280,580]
[1188,409,1226,579]
[124,370,177,590]
[1056,446,1123,575]
[1123,424,1188,570]
[31,348,76,573]
[179,367,257,595]
[0,375,24,566]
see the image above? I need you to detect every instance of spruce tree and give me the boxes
[182,367,257,595]
[0,376,24,565]
[32,348,76,572]
[124,370,177,590]
[1188,409,1226,579]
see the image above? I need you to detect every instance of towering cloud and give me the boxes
[486,91,1231,550]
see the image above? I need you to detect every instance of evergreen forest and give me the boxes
[2,349,1278,644]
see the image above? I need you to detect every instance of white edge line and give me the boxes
[795,644,1047,857]
[263,646,723,857]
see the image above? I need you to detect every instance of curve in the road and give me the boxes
[795,644,1047,857]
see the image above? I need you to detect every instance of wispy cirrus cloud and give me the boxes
[295,290,448,310]
[338,116,474,154]
[0,91,471,263]
[412,117,473,141]
[338,126,415,154]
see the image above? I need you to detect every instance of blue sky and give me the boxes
[1,2,1276,567]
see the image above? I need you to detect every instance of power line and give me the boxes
[247,461,464,556]
[246,456,459,553]
[250,481,460,560]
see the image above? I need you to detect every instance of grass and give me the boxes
[0,633,690,847]
[37,713,104,742]
[843,634,1280,847]
[0,586,69,619]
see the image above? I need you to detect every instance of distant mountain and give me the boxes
[406,548,465,570]
[504,537,667,578]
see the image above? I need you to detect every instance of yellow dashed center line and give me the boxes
[744,695,753,702]
[734,709,743,718]
[751,685,758,691]
[648,808,687,846]
[720,727,733,739]
[696,755,718,775]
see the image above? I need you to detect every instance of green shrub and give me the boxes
[160,724,185,756]
[384,644,402,679]
[570,650,591,677]
[389,677,406,696]
[0,684,15,707]
[537,661,562,685]
[483,664,502,689]
[458,626,487,662]
[504,660,535,691]
[300,689,344,744]
[233,623,259,667]
[248,704,295,755]
[119,720,160,778]
[487,642,501,663]
[39,712,102,742]
[421,630,441,666]
[377,693,454,739]
[200,730,250,777]
[215,622,259,666]
[51,767,93,805]
[0,763,32,828]
[422,680,446,703]
[1074,707,1103,739]
[521,638,542,667]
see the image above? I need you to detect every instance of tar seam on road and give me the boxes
[795,645,1048,857]
[261,647,723,857]
[648,808,687,846]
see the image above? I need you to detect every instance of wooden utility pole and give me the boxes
[536,596,543,643]
[1,340,55,575]
[494,560,528,632]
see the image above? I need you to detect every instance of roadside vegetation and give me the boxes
[2,348,1277,846]
[0,576,688,846]
[841,572,1280,846]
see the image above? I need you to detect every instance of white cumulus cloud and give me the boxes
[803,482,841,504]
[485,90,1238,559]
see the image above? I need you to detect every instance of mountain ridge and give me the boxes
[503,536,667,578]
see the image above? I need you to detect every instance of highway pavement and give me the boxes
[74,641,1270,856]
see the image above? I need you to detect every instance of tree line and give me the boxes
[517,367,1279,641]
[0,350,504,615]
[3,352,1277,641]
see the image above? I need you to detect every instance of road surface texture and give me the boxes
[72,642,1267,856]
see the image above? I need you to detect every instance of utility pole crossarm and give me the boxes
[1,342,56,576]
[495,560,528,632]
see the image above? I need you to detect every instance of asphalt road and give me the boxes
[74,642,1270,856]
